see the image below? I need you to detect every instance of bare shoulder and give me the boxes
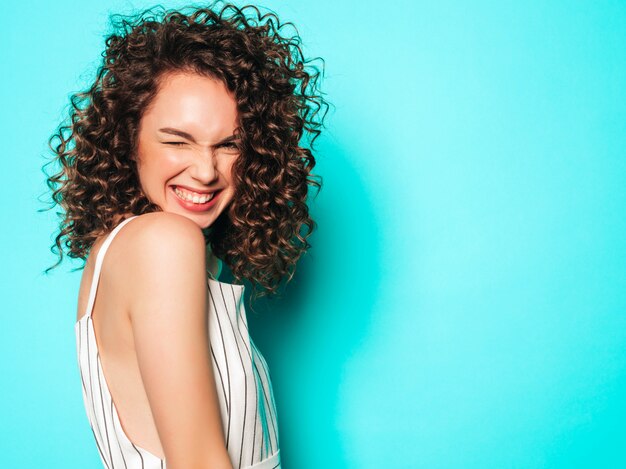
[111,212,206,270]
[108,212,207,311]
[115,212,205,253]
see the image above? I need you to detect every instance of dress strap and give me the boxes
[83,216,139,319]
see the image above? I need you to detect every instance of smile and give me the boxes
[173,186,215,203]
[170,185,223,212]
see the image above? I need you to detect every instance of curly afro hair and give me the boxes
[42,1,330,304]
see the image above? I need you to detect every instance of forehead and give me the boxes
[141,71,239,133]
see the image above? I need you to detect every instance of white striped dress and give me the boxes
[75,216,281,468]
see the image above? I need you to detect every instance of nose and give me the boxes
[190,148,219,185]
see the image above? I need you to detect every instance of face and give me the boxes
[135,71,240,229]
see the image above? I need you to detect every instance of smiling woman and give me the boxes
[43,1,330,301]
[135,72,240,223]
[41,2,330,468]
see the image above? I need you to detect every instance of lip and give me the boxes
[170,186,222,212]
[173,184,218,195]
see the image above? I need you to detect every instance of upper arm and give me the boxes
[122,213,232,469]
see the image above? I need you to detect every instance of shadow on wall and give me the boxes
[241,135,384,468]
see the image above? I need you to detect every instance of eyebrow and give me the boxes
[158,127,238,145]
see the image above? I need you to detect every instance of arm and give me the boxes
[123,212,233,469]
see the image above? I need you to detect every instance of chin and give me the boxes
[156,205,211,227]
[188,213,217,229]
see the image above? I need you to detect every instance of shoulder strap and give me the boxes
[83,216,139,319]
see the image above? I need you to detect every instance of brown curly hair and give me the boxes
[41,1,330,305]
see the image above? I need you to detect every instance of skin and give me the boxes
[76,71,239,468]
[135,70,241,229]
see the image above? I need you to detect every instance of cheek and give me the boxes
[222,155,239,181]
[139,151,182,182]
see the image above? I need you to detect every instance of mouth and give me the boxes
[170,185,223,212]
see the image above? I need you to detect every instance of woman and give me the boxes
[43,2,329,468]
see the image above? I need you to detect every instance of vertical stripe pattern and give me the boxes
[74,216,281,469]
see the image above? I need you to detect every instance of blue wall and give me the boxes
[1,1,624,467]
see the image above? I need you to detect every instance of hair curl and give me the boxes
[41,1,330,305]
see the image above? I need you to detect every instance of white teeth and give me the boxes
[174,187,215,204]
